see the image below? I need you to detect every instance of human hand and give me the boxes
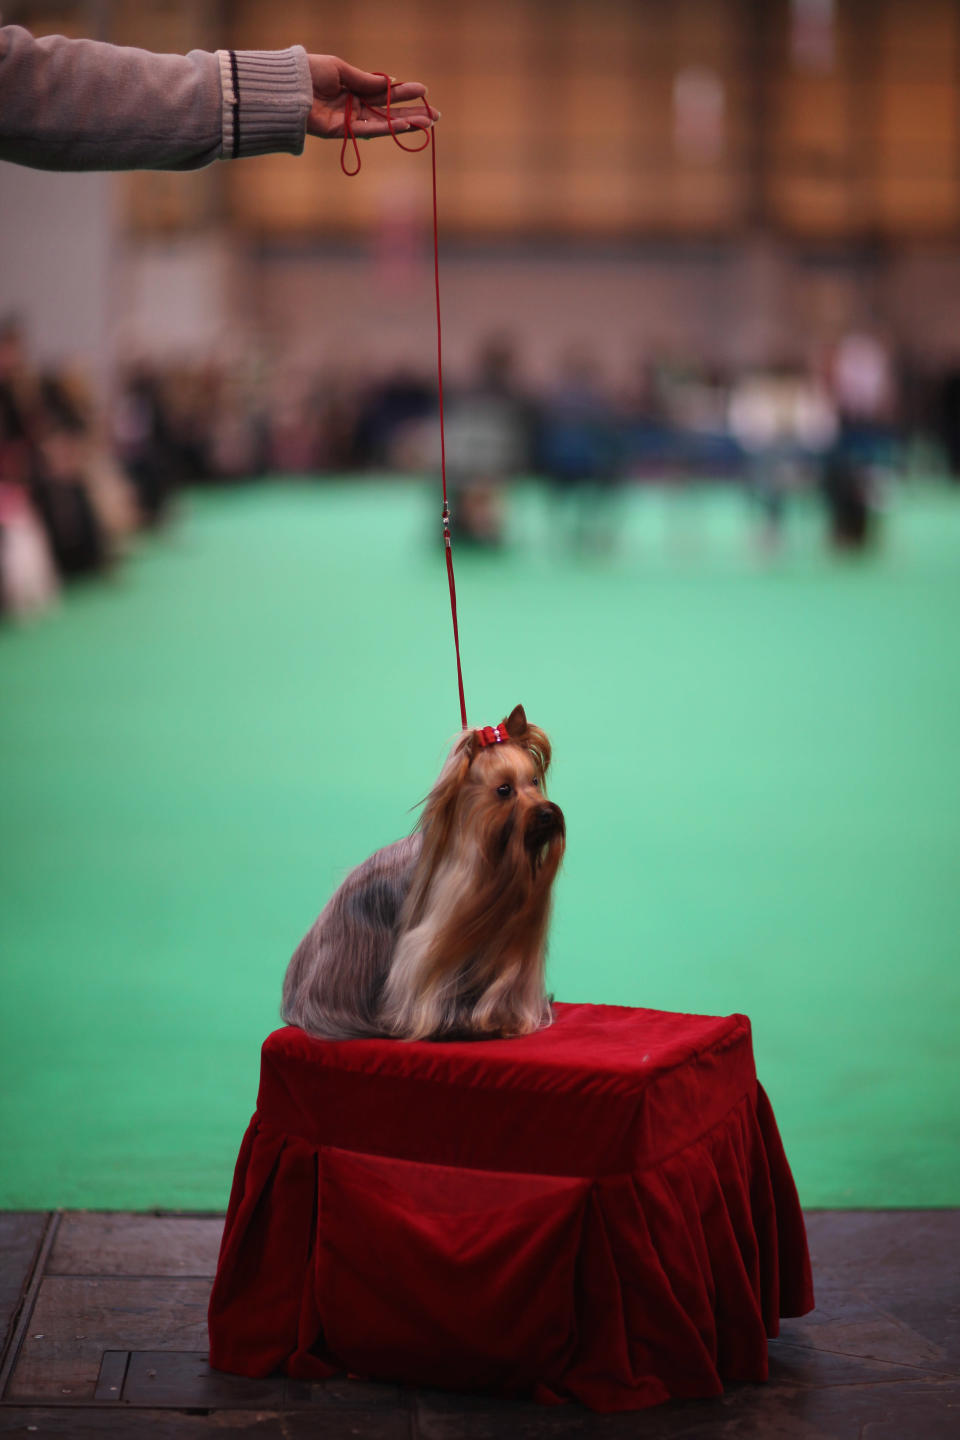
[306,56,438,140]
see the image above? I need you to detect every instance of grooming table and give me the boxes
[208,1002,813,1412]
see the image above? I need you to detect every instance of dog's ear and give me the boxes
[504,705,551,782]
[503,704,527,739]
[525,723,551,780]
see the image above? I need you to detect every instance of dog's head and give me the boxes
[418,704,565,880]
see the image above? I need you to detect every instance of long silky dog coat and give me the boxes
[282,705,565,1041]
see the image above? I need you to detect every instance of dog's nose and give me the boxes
[534,803,564,833]
[524,801,564,852]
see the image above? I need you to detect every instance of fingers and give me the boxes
[349,115,434,139]
[382,81,428,104]
[403,101,440,124]
[348,99,439,129]
[336,60,427,102]
[307,101,438,140]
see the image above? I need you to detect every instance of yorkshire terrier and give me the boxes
[282,704,565,1041]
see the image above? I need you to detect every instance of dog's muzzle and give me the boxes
[524,802,565,851]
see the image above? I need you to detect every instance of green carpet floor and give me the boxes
[2,478,959,1210]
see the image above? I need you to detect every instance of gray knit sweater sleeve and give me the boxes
[0,22,311,171]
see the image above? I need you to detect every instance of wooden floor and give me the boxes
[0,1211,957,1438]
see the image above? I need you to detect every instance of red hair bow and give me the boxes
[476,722,509,748]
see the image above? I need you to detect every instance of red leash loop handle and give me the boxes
[340,76,467,730]
[339,93,360,176]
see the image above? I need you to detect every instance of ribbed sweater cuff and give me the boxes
[217,45,311,160]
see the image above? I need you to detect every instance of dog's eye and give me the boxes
[531,775,540,788]
[496,783,513,798]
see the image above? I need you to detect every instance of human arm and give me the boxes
[0,23,435,172]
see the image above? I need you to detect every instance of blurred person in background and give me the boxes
[0,471,57,618]
[205,365,270,484]
[667,361,741,481]
[536,347,622,554]
[112,366,182,524]
[41,368,139,542]
[644,349,737,482]
[939,362,960,481]
[352,367,436,472]
[821,332,900,550]
[728,363,838,553]
[441,336,534,548]
[619,352,676,481]
[829,331,897,457]
[160,365,218,485]
[0,316,114,600]
[28,369,115,580]
[267,369,327,478]
[0,317,58,616]
[0,22,436,172]
[0,315,32,489]
[311,370,365,476]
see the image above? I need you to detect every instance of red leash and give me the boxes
[340,81,468,731]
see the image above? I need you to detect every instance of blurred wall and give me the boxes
[249,235,960,384]
[0,161,118,389]
[118,235,242,361]
[4,0,960,395]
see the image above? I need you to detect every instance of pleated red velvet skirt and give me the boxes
[208,1002,813,1412]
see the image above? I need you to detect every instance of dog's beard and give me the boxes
[380,801,564,1042]
[522,801,565,875]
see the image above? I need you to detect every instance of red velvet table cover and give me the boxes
[208,1002,813,1412]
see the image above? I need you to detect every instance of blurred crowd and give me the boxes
[3,313,960,621]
